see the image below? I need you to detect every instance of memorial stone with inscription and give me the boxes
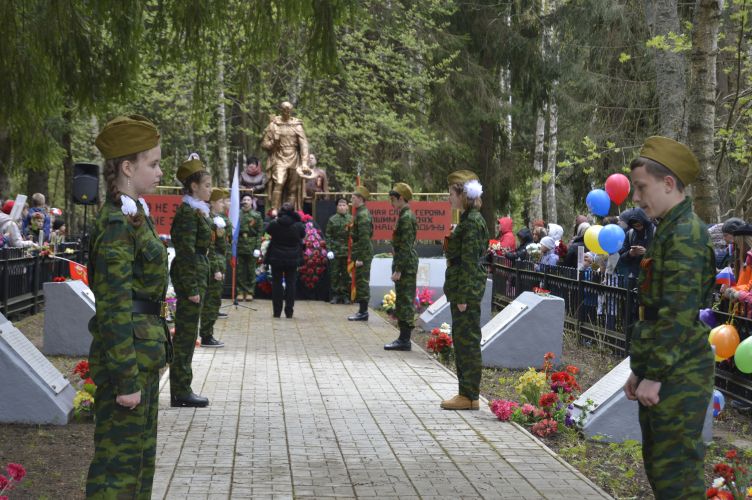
[571,357,714,443]
[368,257,447,309]
[417,279,494,331]
[0,313,75,424]
[480,291,565,369]
[43,280,95,356]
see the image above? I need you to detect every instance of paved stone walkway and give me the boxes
[153,300,610,499]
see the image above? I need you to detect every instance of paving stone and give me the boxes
[152,300,611,499]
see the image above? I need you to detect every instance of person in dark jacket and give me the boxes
[265,202,305,318]
[563,222,590,268]
[504,227,533,261]
[617,208,655,278]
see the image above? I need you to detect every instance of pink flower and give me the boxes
[6,463,25,482]
[531,418,558,437]
[521,403,536,416]
[490,399,519,421]
[0,475,8,490]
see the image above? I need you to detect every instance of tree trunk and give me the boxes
[26,169,49,201]
[545,98,558,224]
[529,105,546,223]
[0,128,12,197]
[216,55,229,186]
[644,0,688,140]
[62,110,75,235]
[687,0,721,223]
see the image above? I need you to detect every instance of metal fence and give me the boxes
[0,242,81,319]
[490,256,752,406]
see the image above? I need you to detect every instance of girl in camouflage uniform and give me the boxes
[441,170,489,411]
[169,154,213,407]
[198,187,230,348]
[87,115,169,498]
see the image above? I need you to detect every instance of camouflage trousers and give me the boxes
[236,253,257,296]
[86,368,160,499]
[329,257,349,298]
[170,294,205,398]
[451,302,482,400]
[354,258,372,302]
[639,367,713,499]
[395,271,417,329]
[199,275,224,339]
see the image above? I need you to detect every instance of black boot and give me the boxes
[385,325,412,351]
[348,301,369,321]
[171,392,209,408]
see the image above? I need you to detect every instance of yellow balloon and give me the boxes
[584,225,607,255]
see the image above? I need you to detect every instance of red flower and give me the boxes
[0,474,8,490]
[73,360,90,379]
[539,392,559,408]
[725,449,737,460]
[6,463,25,482]
[544,352,555,361]
[706,490,734,500]
[713,463,735,482]
[84,377,95,386]
[531,418,558,437]
[52,276,66,282]
[565,365,580,375]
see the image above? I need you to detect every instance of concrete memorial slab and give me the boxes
[43,280,95,356]
[480,291,565,369]
[417,278,494,331]
[368,257,446,309]
[571,356,714,443]
[0,313,75,424]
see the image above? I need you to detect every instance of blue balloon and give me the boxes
[713,389,725,417]
[586,189,611,216]
[597,224,626,254]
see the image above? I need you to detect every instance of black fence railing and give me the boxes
[0,242,81,319]
[490,256,752,406]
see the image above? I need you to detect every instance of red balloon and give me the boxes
[605,173,631,205]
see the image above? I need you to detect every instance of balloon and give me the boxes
[699,308,718,328]
[598,224,626,254]
[605,173,631,205]
[734,336,752,373]
[709,324,740,359]
[709,330,728,362]
[713,389,725,417]
[584,225,607,255]
[586,189,611,216]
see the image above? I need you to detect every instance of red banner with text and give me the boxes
[367,201,451,241]
[142,194,183,236]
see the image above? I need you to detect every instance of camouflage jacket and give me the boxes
[392,205,418,274]
[87,197,168,395]
[236,208,263,255]
[350,205,373,262]
[630,196,715,382]
[170,202,212,297]
[326,212,351,258]
[443,207,489,305]
[208,213,232,273]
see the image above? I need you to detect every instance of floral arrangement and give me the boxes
[489,352,584,437]
[165,286,177,319]
[381,290,396,314]
[487,239,505,257]
[0,462,26,497]
[72,360,96,419]
[414,288,434,311]
[52,276,66,283]
[255,236,272,295]
[299,221,328,289]
[707,449,752,499]
[426,323,453,361]
[525,242,542,262]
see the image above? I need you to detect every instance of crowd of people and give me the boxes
[0,192,66,249]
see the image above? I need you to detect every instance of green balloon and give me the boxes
[734,337,752,374]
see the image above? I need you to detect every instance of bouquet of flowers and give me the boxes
[414,288,434,311]
[427,324,453,362]
[299,221,328,289]
[381,290,396,314]
[526,242,542,262]
[707,449,752,499]
[487,239,505,257]
[0,462,27,496]
[165,286,177,320]
[72,360,96,419]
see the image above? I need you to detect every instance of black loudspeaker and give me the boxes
[73,163,99,205]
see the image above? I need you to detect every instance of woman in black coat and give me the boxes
[265,202,305,318]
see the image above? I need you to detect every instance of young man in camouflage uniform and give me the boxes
[384,183,418,351]
[326,197,352,304]
[441,170,488,411]
[198,187,230,348]
[236,193,264,301]
[347,186,374,321]
[87,115,170,498]
[622,136,715,499]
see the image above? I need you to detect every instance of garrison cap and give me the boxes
[447,170,479,186]
[390,183,413,201]
[177,153,207,183]
[353,186,370,200]
[95,115,160,160]
[210,188,230,202]
[638,136,700,186]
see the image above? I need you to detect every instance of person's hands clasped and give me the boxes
[116,391,141,410]
[629,245,646,257]
[188,294,201,304]
[214,272,223,281]
[635,379,661,407]
[391,271,401,282]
